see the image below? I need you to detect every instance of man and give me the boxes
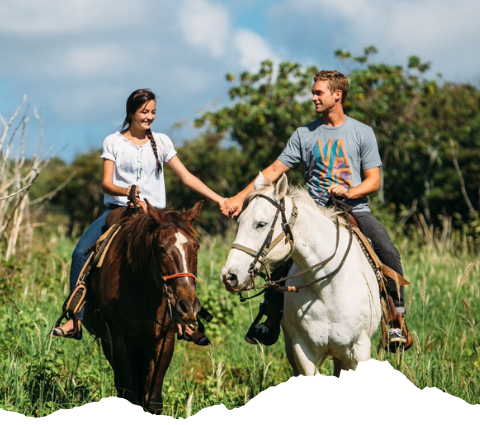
[222,70,410,350]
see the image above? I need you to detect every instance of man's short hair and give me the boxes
[313,70,349,104]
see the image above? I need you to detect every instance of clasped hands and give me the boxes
[219,196,242,218]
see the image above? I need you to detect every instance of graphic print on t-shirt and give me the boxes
[312,138,353,195]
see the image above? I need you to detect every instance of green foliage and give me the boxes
[31,151,104,234]
[195,60,317,188]
[192,49,480,233]
[34,47,480,236]
[165,133,244,233]
[1,222,480,417]
[341,48,480,229]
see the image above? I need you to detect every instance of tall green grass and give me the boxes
[0,222,479,417]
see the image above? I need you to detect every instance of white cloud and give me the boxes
[4,0,476,162]
[268,0,480,81]
[0,0,134,35]
[234,29,278,71]
[178,0,230,58]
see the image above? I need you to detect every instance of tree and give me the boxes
[194,49,480,233]
[195,61,320,188]
[343,47,480,226]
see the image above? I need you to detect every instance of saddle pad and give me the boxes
[94,222,122,268]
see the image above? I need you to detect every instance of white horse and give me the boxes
[221,174,381,377]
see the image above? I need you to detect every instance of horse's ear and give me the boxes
[275,174,288,200]
[146,199,162,226]
[185,200,204,223]
[254,172,267,191]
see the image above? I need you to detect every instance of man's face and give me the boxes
[311,80,341,114]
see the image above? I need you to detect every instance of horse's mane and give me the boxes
[116,208,197,269]
[245,181,347,226]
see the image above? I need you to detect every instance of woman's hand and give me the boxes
[222,195,243,218]
[125,185,141,200]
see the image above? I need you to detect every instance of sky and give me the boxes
[1,0,479,162]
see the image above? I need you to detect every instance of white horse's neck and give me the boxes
[287,198,352,279]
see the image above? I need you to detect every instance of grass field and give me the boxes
[0,220,479,417]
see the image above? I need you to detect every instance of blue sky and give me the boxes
[1,0,479,162]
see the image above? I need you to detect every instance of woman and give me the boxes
[52,88,227,345]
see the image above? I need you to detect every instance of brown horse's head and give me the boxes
[145,200,203,325]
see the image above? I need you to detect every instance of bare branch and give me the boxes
[450,139,476,215]
[0,183,34,201]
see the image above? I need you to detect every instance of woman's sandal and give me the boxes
[51,327,83,341]
[177,321,210,346]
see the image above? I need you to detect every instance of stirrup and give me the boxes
[53,283,86,338]
[53,251,94,338]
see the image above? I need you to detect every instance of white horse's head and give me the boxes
[221,173,295,292]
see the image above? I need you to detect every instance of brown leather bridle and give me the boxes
[231,194,354,298]
[151,222,198,322]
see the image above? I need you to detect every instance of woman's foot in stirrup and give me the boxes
[52,319,83,340]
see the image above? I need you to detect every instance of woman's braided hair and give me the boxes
[120,88,162,174]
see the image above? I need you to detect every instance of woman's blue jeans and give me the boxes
[69,208,114,321]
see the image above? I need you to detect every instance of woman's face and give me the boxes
[131,100,156,131]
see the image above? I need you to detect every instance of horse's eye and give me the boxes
[255,221,267,229]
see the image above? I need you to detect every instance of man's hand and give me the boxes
[222,194,244,218]
[327,184,351,199]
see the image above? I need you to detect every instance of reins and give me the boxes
[231,194,353,299]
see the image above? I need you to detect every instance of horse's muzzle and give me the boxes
[220,267,253,292]
[175,297,201,324]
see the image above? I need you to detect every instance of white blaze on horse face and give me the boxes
[173,232,189,272]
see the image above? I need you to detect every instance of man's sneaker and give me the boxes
[245,322,280,346]
[388,327,407,345]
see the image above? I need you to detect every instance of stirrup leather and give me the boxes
[54,251,95,334]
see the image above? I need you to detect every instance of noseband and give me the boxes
[231,194,298,290]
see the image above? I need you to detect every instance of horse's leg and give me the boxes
[110,335,137,404]
[334,331,372,377]
[352,330,372,363]
[283,329,300,376]
[291,337,319,376]
[144,332,175,415]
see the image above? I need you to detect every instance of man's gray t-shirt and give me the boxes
[277,116,382,212]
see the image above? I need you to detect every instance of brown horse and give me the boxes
[82,200,203,414]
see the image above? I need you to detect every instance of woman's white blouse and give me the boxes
[101,131,177,208]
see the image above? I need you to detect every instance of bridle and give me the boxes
[231,194,298,291]
[231,194,354,300]
[150,222,197,322]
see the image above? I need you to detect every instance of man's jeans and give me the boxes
[354,211,405,312]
